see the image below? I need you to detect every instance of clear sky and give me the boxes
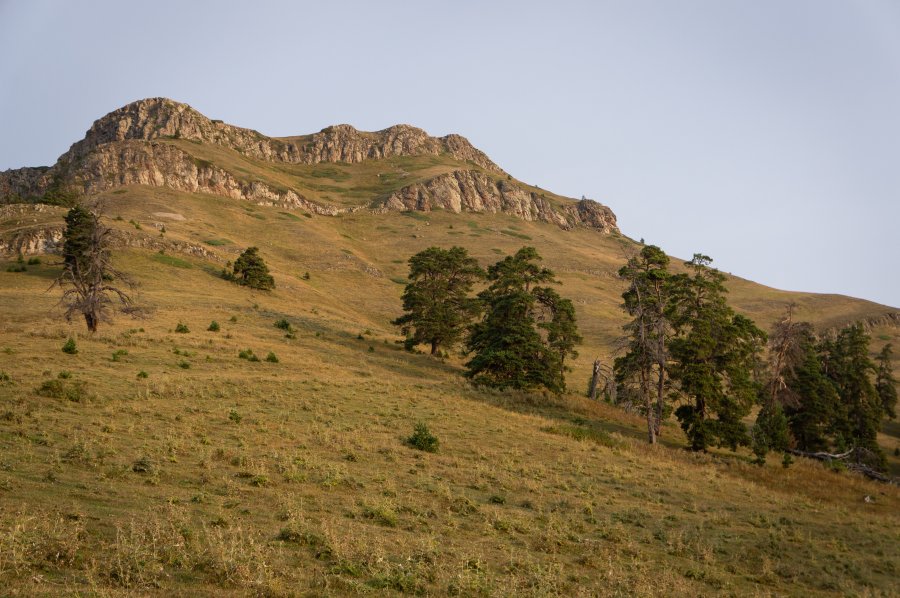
[1,0,898,307]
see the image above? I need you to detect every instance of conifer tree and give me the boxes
[614,244,671,444]
[392,246,484,354]
[782,329,839,452]
[54,205,135,332]
[229,247,275,290]
[667,255,765,451]
[875,344,897,421]
[465,247,579,393]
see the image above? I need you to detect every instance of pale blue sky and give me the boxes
[1,0,898,307]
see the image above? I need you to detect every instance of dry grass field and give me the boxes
[1,185,898,596]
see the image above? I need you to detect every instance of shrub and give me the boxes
[136,371,148,379]
[0,372,10,383]
[178,361,190,369]
[238,349,260,362]
[111,349,129,362]
[302,272,311,280]
[175,323,190,334]
[274,319,293,332]
[27,257,41,265]
[406,423,439,453]
[207,321,220,332]
[62,338,78,354]
[36,378,87,402]
[265,352,279,363]
[228,409,242,424]
[225,247,275,290]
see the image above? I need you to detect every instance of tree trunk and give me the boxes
[430,339,439,355]
[588,359,602,400]
[84,311,98,333]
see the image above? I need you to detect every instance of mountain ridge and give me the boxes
[0,98,617,233]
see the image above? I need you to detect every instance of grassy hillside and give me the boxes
[1,185,898,596]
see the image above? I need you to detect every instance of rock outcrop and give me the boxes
[379,170,617,233]
[0,97,618,233]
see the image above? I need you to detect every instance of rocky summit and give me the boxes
[0,98,618,233]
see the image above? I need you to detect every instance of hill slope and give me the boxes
[0,101,898,596]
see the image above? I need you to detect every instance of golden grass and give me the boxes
[0,188,898,596]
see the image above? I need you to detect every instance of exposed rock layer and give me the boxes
[0,98,618,233]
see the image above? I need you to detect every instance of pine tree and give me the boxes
[667,255,765,451]
[614,244,671,444]
[465,247,579,393]
[54,205,135,332]
[875,344,897,420]
[783,330,839,452]
[229,247,275,290]
[823,324,884,466]
[392,246,484,355]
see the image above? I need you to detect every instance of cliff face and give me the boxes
[380,170,617,233]
[0,98,618,233]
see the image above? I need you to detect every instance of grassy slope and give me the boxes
[1,184,899,596]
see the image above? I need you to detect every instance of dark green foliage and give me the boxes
[0,372,11,383]
[228,409,242,424]
[406,423,439,452]
[226,247,275,290]
[62,337,78,354]
[393,246,484,355]
[111,349,128,362]
[782,329,839,452]
[875,344,897,420]
[668,255,765,451]
[174,323,190,333]
[27,257,41,265]
[274,319,294,333]
[751,403,790,464]
[614,244,671,444]
[821,324,885,467]
[56,206,135,332]
[207,321,220,332]
[265,351,279,363]
[465,247,579,393]
[36,378,87,402]
[238,349,260,362]
[136,370,148,379]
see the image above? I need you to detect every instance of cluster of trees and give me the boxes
[393,246,581,393]
[614,244,897,470]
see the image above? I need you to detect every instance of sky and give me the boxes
[1,0,898,307]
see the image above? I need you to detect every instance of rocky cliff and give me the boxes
[0,98,618,233]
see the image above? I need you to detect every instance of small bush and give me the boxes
[111,349,129,362]
[6,264,27,273]
[265,352,279,363]
[178,361,191,369]
[238,349,259,362]
[229,315,238,323]
[27,257,41,265]
[36,378,88,402]
[175,323,190,334]
[406,423,439,453]
[62,338,78,354]
[208,321,220,332]
[228,409,242,424]
[0,372,10,383]
[137,371,149,379]
[302,272,311,280]
[274,319,293,332]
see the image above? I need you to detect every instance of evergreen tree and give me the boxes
[465,247,579,393]
[823,324,884,465]
[229,247,275,290]
[392,246,484,355]
[782,329,839,452]
[752,306,805,463]
[875,344,897,420]
[667,255,765,451]
[613,244,671,444]
[54,205,135,332]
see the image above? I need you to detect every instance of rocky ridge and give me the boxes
[0,98,618,233]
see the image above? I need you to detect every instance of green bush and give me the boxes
[406,422,439,453]
[62,338,78,354]
[136,370,149,379]
[274,319,293,332]
[111,349,128,362]
[238,349,260,362]
[228,409,242,424]
[174,323,190,333]
[207,320,220,332]
[0,372,10,383]
[27,257,41,265]
[265,351,279,363]
[36,378,88,402]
